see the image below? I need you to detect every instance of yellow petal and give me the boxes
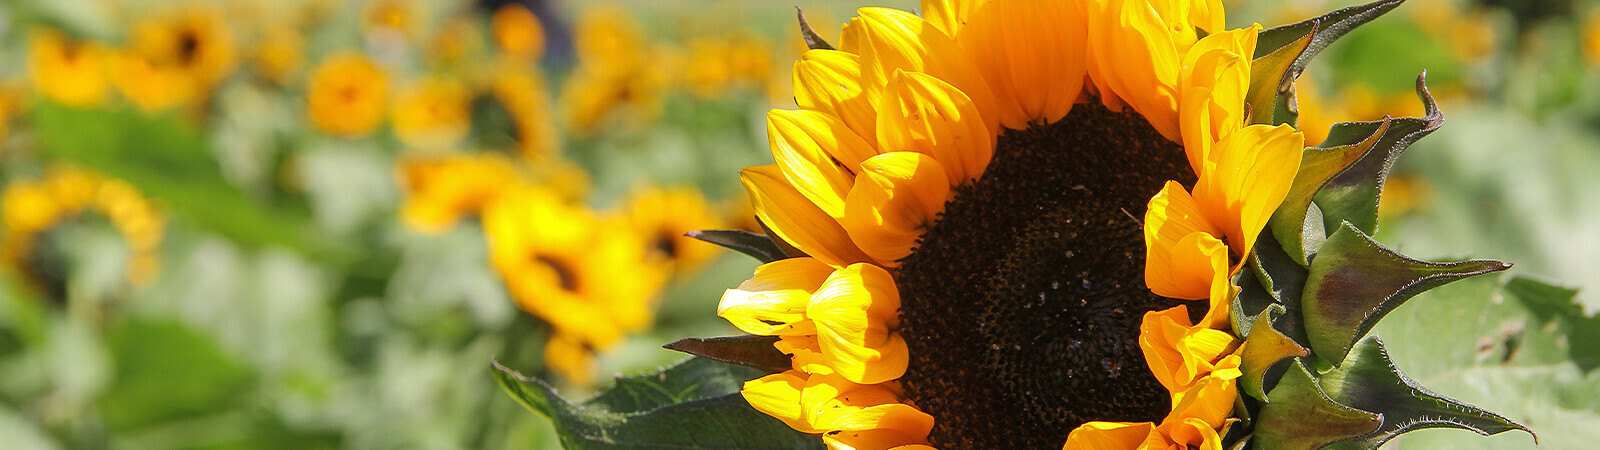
[955,0,1086,128]
[854,7,999,134]
[1143,181,1224,299]
[1168,355,1242,430]
[742,164,873,267]
[920,0,990,37]
[768,109,879,219]
[808,263,908,385]
[841,152,951,266]
[775,334,835,375]
[793,50,879,144]
[545,332,596,383]
[1178,26,1259,174]
[743,370,822,434]
[1158,416,1226,450]
[798,374,919,431]
[1063,421,1157,450]
[876,70,994,186]
[1085,0,1181,141]
[839,17,863,54]
[717,257,834,336]
[1193,123,1305,261]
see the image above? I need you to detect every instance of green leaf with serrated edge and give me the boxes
[1318,336,1532,449]
[1253,0,1405,63]
[686,229,790,263]
[1255,360,1381,450]
[1303,222,1510,366]
[1503,277,1600,373]
[1268,122,1383,265]
[1246,24,1312,126]
[1251,0,1406,125]
[1241,304,1310,402]
[1313,74,1443,235]
[664,335,790,374]
[492,358,826,449]
[1246,232,1308,305]
[1230,268,1276,338]
[796,7,834,50]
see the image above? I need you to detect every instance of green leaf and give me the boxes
[100,319,254,432]
[1312,74,1443,236]
[1255,360,1381,450]
[663,335,790,374]
[1503,277,1600,373]
[493,357,824,449]
[796,7,834,51]
[1249,0,1407,126]
[1267,123,1382,265]
[1246,232,1309,305]
[685,230,790,263]
[1319,336,1531,449]
[1302,222,1509,366]
[1240,304,1309,402]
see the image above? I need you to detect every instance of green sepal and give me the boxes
[1246,232,1308,305]
[492,357,825,449]
[1249,0,1406,126]
[1312,73,1443,236]
[1255,360,1382,450]
[1246,24,1311,126]
[686,229,790,263]
[1240,304,1310,402]
[664,335,792,374]
[796,7,834,51]
[1303,222,1510,366]
[1267,123,1382,265]
[1319,336,1533,449]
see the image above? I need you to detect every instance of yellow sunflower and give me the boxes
[392,76,472,150]
[483,186,667,382]
[250,25,305,85]
[112,7,237,112]
[623,186,727,274]
[1,166,165,294]
[306,52,389,138]
[27,28,111,109]
[492,3,545,61]
[560,7,668,136]
[715,1,1303,447]
[396,153,521,234]
[488,63,562,160]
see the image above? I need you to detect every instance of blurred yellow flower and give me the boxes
[1585,9,1600,68]
[27,28,111,108]
[427,17,488,71]
[560,7,667,135]
[483,186,666,382]
[1,166,165,292]
[112,7,237,112]
[307,52,389,138]
[396,153,520,234]
[392,76,471,150]
[682,34,775,100]
[623,186,726,274]
[488,63,561,159]
[363,0,419,39]
[250,25,305,85]
[492,3,545,61]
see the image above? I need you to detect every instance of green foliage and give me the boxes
[493,357,824,449]
[1250,0,1407,126]
[99,319,252,432]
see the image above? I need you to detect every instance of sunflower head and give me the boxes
[306,52,389,138]
[1,166,165,298]
[660,1,1533,449]
[27,28,111,108]
[392,76,472,150]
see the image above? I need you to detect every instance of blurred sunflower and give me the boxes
[250,24,305,85]
[682,34,775,100]
[560,7,667,136]
[306,51,389,138]
[482,186,666,382]
[623,186,726,275]
[112,7,237,112]
[1,166,164,297]
[27,28,111,108]
[392,76,471,150]
[492,3,545,61]
[701,1,1526,449]
[396,152,520,234]
[486,65,561,160]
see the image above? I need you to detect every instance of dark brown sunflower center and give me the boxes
[895,101,1200,448]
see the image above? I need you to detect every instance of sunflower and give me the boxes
[692,1,1527,449]
[27,28,111,109]
[392,76,472,150]
[306,51,389,138]
[1,166,165,296]
[250,25,305,85]
[487,63,562,160]
[396,153,522,234]
[112,7,237,112]
[622,186,727,274]
[482,185,666,382]
[492,3,545,61]
[560,7,668,136]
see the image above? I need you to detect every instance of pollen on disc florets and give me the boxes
[894,101,1199,449]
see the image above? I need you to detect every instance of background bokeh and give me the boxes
[0,0,1595,448]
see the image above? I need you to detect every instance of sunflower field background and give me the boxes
[0,0,1596,448]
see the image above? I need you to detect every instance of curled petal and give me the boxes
[1193,123,1305,261]
[1178,26,1259,174]
[743,370,821,434]
[794,50,878,143]
[1144,181,1225,299]
[1138,306,1240,393]
[808,264,909,384]
[742,164,873,267]
[776,334,835,375]
[1158,416,1227,450]
[1063,421,1157,449]
[1168,355,1243,430]
[855,7,999,134]
[842,152,951,266]
[769,109,879,219]
[717,257,834,336]
[876,70,994,186]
